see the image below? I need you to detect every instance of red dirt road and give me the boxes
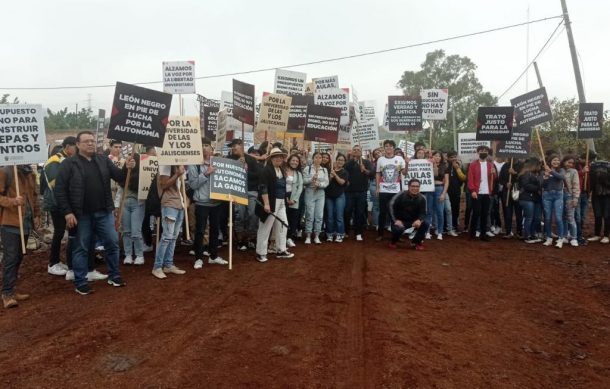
[1,233,609,388]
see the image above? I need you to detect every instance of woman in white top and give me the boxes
[302,152,329,244]
[285,154,304,248]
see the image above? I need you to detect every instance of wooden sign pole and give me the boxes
[180,175,191,241]
[506,158,514,207]
[228,196,234,270]
[13,165,26,254]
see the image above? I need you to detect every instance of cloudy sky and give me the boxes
[2,0,607,122]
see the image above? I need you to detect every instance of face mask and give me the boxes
[479,153,488,160]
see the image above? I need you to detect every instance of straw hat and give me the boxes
[268,147,287,158]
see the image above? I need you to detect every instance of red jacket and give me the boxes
[467,160,496,195]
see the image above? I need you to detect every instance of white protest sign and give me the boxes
[353,119,379,150]
[403,159,434,192]
[158,116,203,165]
[421,89,449,120]
[274,69,307,96]
[138,155,158,200]
[163,61,196,94]
[314,88,349,126]
[313,75,339,91]
[406,141,415,158]
[359,101,376,123]
[0,104,48,166]
[458,133,490,161]
[220,91,233,116]
[216,110,228,151]
[257,93,292,133]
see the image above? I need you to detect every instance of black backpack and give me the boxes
[145,173,163,217]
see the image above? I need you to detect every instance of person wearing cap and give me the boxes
[228,138,261,251]
[43,136,77,276]
[255,147,294,262]
[467,145,496,241]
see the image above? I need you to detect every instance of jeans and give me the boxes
[121,197,145,257]
[434,185,445,235]
[234,190,258,237]
[256,199,288,255]
[390,220,429,245]
[490,195,502,229]
[286,206,300,239]
[591,195,610,236]
[563,192,577,239]
[377,192,395,237]
[423,192,434,232]
[449,191,461,231]
[49,209,70,266]
[464,187,473,230]
[154,207,184,270]
[345,191,367,235]
[469,194,490,238]
[444,196,453,232]
[1,229,28,296]
[542,190,565,238]
[520,200,542,239]
[325,193,346,237]
[305,188,325,233]
[576,193,589,240]
[368,180,379,227]
[193,204,220,259]
[72,210,121,287]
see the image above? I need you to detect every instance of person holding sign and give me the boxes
[541,155,566,249]
[325,154,350,243]
[375,140,406,241]
[187,138,228,269]
[0,165,40,308]
[387,178,428,251]
[255,148,294,262]
[118,154,145,265]
[562,156,580,247]
[467,145,496,242]
[303,152,330,245]
[344,145,375,242]
[54,131,134,295]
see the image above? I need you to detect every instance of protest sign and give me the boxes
[351,85,361,123]
[162,61,196,94]
[383,104,389,128]
[107,82,172,147]
[421,89,449,120]
[203,106,219,141]
[359,102,376,123]
[220,91,233,116]
[405,141,415,158]
[157,116,203,165]
[476,106,514,141]
[388,96,422,132]
[312,142,333,153]
[96,109,106,151]
[197,94,220,107]
[577,103,604,139]
[305,82,315,96]
[313,75,339,91]
[304,105,341,144]
[511,87,552,128]
[216,110,228,150]
[287,95,314,136]
[257,93,292,133]
[314,87,349,125]
[337,125,352,149]
[353,119,380,150]
[137,154,158,200]
[0,104,48,165]
[232,79,255,125]
[209,157,248,205]
[458,133,490,161]
[495,126,531,158]
[403,159,434,192]
[274,69,306,96]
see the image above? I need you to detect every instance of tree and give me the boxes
[45,107,96,131]
[397,50,497,151]
[0,94,20,104]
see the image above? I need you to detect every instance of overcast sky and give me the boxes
[2,0,608,123]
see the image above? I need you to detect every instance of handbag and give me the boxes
[26,231,41,251]
[511,182,521,201]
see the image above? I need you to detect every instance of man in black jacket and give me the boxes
[344,145,374,241]
[388,178,429,250]
[55,131,134,295]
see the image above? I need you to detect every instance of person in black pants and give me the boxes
[446,151,465,232]
[387,178,429,250]
[375,140,406,241]
[467,146,496,241]
[344,145,375,241]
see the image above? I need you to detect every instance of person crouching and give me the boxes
[388,178,429,250]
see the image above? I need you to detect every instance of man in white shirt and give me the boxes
[376,140,406,241]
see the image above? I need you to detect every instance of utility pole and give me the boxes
[87,94,92,111]
[533,62,544,88]
[560,0,595,151]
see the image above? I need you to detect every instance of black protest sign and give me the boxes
[495,126,531,158]
[107,82,172,147]
[203,106,219,141]
[303,104,341,144]
[287,95,314,135]
[577,103,604,139]
[232,79,255,125]
[476,106,514,141]
[388,96,422,132]
[209,157,248,206]
[510,87,552,128]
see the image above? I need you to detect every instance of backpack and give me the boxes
[145,173,163,217]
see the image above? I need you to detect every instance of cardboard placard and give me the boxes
[287,95,314,136]
[137,155,158,200]
[257,93,292,133]
[203,106,219,141]
[0,104,48,165]
[403,159,434,192]
[96,109,106,151]
[274,69,307,96]
[220,91,233,116]
[303,104,341,144]
[577,103,604,139]
[510,87,552,128]
[232,79,255,125]
[476,106,514,141]
[359,102,376,123]
[209,157,248,206]
[353,119,380,150]
[421,89,449,120]
[388,96,422,132]
[495,126,531,158]
[107,82,172,147]
[216,110,228,150]
[458,133,490,161]
[313,75,339,91]
[314,87,349,126]
[157,116,203,165]
[162,61,196,94]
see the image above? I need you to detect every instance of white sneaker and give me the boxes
[551,233,558,239]
[134,256,145,265]
[314,236,322,244]
[194,259,203,269]
[555,239,563,249]
[425,233,432,240]
[296,230,302,238]
[256,254,268,263]
[475,231,481,238]
[486,231,495,237]
[570,239,579,247]
[587,236,601,242]
[543,238,553,246]
[356,234,363,241]
[152,268,167,279]
[286,238,296,248]
[188,250,195,256]
[326,235,334,242]
[123,255,133,265]
[448,230,458,237]
[305,236,311,244]
[208,256,228,265]
[87,270,108,281]
[335,236,343,243]
[58,262,69,271]
[267,247,277,254]
[562,238,569,244]
[65,270,74,281]
[95,245,105,251]
[48,263,68,276]
[436,234,443,241]
[143,244,153,253]
[601,237,610,244]
[203,250,210,256]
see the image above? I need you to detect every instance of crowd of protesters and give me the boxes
[0,132,606,308]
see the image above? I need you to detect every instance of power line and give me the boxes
[1,15,563,91]
[497,20,564,100]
